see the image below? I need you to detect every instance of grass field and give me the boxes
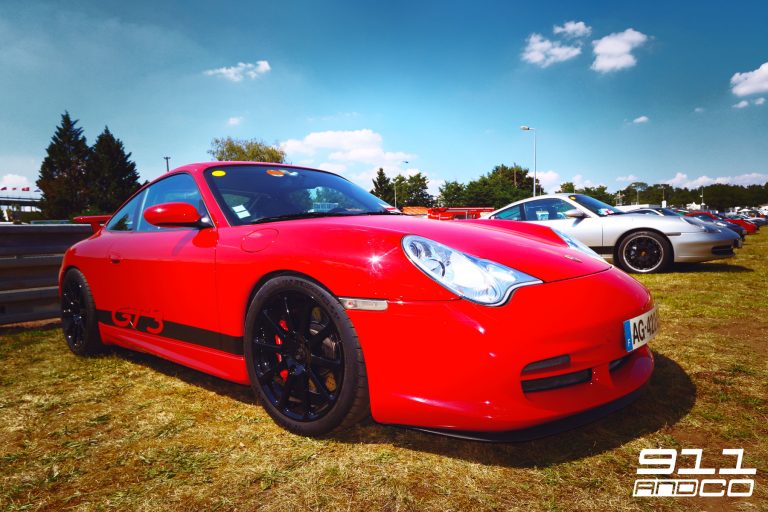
[1,232,766,511]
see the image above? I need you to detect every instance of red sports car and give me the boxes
[686,211,757,234]
[60,162,656,440]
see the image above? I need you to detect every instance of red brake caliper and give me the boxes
[277,319,289,381]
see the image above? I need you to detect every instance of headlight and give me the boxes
[551,229,604,261]
[682,216,713,232]
[402,235,541,306]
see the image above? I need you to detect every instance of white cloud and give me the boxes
[227,116,244,126]
[694,107,705,113]
[733,100,749,109]
[522,34,581,68]
[316,162,347,174]
[730,62,768,97]
[591,28,649,72]
[0,173,32,189]
[281,129,413,166]
[280,129,431,192]
[666,172,768,189]
[632,115,650,124]
[553,21,592,38]
[754,97,766,106]
[204,61,271,82]
[536,170,561,193]
[616,174,639,182]
[572,174,603,189]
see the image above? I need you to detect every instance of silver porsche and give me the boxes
[487,193,741,273]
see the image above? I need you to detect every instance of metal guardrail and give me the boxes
[0,225,92,325]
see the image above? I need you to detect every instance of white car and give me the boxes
[486,194,741,273]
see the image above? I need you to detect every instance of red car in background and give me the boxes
[686,211,758,234]
[60,162,656,440]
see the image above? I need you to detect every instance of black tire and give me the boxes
[616,230,672,274]
[61,268,103,355]
[244,275,369,436]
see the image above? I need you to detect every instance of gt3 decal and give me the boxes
[112,307,164,334]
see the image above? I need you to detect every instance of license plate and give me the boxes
[623,306,659,352]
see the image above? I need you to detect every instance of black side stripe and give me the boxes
[96,310,244,355]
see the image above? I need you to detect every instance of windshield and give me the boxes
[660,208,683,216]
[567,194,624,217]
[204,165,394,225]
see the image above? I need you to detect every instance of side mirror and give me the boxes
[564,209,586,219]
[143,202,211,228]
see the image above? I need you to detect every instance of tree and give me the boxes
[404,173,433,207]
[208,137,285,162]
[37,112,91,218]
[392,175,407,207]
[556,182,576,193]
[370,168,394,204]
[463,164,534,208]
[85,126,142,214]
[438,181,466,206]
[579,185,614,204]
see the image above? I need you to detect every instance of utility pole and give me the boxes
[164,156,171,172]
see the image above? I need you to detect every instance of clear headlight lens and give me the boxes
[551,229,604,261]
[402,235,541,306]
[682,216,714,232]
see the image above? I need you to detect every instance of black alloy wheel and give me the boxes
[244,276,369,436]
[616,231,672,274]
[61,269,103,355]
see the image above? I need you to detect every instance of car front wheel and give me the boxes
[244,275,370,436]
[616,231,672,274]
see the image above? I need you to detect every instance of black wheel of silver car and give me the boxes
[616,231,672,274]
[61,269,103,355]
[244,275,369,436]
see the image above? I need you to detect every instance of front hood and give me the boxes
[619,213,703,233]
[279,215,611,283]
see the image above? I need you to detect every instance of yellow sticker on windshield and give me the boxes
[212,170,226,177]
[267,169,285,177]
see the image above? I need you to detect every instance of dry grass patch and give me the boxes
[2,233,767,511]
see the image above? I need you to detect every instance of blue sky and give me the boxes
[1,0,767,196]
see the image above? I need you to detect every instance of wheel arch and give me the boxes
[613,227,675,263]
[243,270,339,329]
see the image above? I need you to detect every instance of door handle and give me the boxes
[109,253,122,264]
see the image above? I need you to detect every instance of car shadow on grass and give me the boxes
[670,262,753,273]
[109,345,695,469]
[335,353,696,468]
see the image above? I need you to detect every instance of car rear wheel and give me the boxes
[61,269,103,355]
[616,231,672,274]
[244,275,369,436]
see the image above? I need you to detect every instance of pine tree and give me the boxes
[36,112,91,218]
[86,126,142,213]
[370,168,394,205]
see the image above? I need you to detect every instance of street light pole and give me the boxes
[164,156,171,172]
[520,126,537,196]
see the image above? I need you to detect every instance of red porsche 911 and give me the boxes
[60,162,657,440]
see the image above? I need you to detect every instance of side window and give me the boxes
[106,190,146,232]
[494,204,522,220]
[136,174,206,232]
[523,198,573,221]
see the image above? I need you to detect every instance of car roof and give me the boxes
[168,161,318,176]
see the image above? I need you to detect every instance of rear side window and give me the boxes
[106,191,146,232]
[494,204,522,220]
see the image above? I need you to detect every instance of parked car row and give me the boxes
[482,194,747,274]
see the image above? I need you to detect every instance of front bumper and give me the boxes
[347,267,655,433]
[670,229,739,263]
